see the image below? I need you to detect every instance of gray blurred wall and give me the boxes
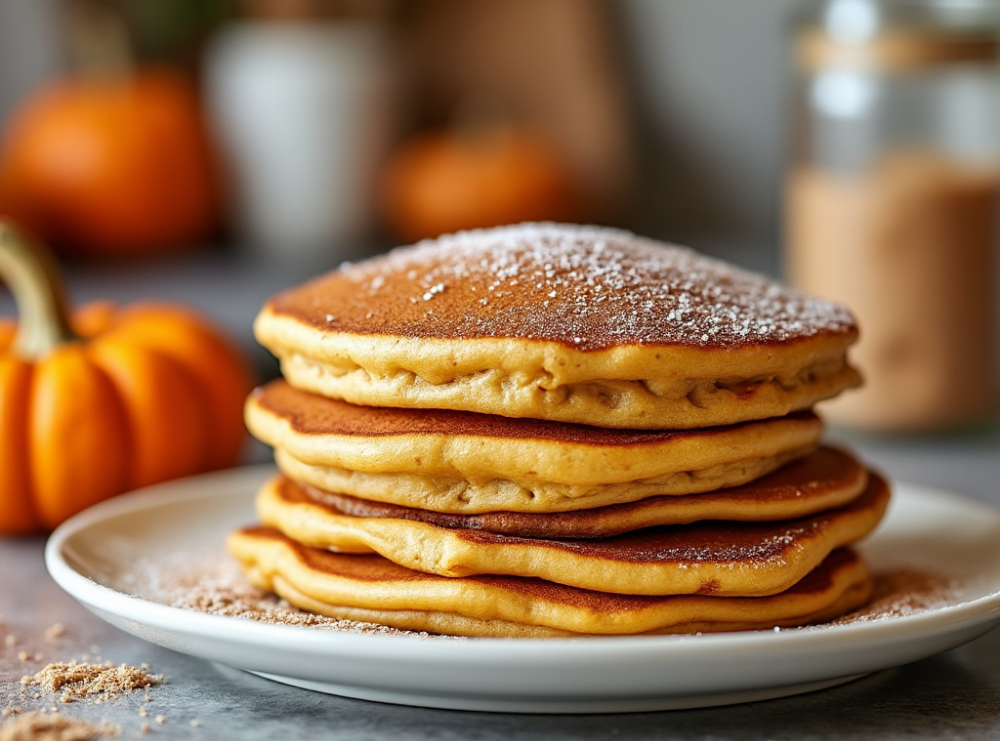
[621,0,800,265]
[0,0,60,126]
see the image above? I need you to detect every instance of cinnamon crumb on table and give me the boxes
[21,662,162,703]
[0,711,120,741]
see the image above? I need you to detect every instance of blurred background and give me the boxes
[0,0,998,436]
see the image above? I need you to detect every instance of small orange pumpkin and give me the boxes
[0,69,221,257]
[379,126,580,243]
[0,222,253,533]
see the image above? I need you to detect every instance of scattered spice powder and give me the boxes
[158,562,434,637]
[830,569,961,625]
[0,711,120,741]
[21,662,162,703]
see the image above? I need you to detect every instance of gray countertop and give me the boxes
[2,251,1000,739]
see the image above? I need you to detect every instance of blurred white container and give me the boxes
[206,21,390,259]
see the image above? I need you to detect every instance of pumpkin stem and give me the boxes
[0,221,78,358]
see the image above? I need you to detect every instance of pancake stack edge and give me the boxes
[230,223,886,637]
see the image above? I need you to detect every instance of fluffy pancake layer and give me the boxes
[227,529,872,637]
[256,469,889,597]
[256,224,860,429]
[248,381,823,513]
[270,447,868,538]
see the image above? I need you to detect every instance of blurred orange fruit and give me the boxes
[379,127,580,243]
[0,222,254,533]
[0,69,221,257]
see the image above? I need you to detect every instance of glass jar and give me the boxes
[786,0,1000,431]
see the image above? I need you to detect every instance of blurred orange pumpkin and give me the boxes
[0,69,221,257]
[379,126,580,243]
[0,222,253,533]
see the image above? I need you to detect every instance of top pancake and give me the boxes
[256,223,860,428]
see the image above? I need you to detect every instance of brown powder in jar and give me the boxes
[21,662,162,703]
[0,711,120,741]
[786,151,999,430]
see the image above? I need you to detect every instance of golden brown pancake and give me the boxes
[255,224,860,429]
[256,470,889,597]
[247,380,823,513]
[228,528,873,637]
[277,446,868,538]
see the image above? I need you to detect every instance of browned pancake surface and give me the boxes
[440,472,885,568]
[267,224,856,351]
[289,446,866,537]
[253,379,819,445]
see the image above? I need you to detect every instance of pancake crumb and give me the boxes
[0,711,120,741]
[21,662,162,703]
[45,625,65,642]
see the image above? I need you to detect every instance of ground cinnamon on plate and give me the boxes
[831,569,960,626]
[160,562,436,637]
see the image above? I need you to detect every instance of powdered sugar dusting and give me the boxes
[273,224,856,351]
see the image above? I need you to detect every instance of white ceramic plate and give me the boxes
[46,465,1000,714]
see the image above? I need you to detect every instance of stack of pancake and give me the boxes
[229,224,888,637]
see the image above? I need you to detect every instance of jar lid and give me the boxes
[797,27,999,70]
[797,0,1000,70]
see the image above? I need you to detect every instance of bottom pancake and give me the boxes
[227,528,872,637]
